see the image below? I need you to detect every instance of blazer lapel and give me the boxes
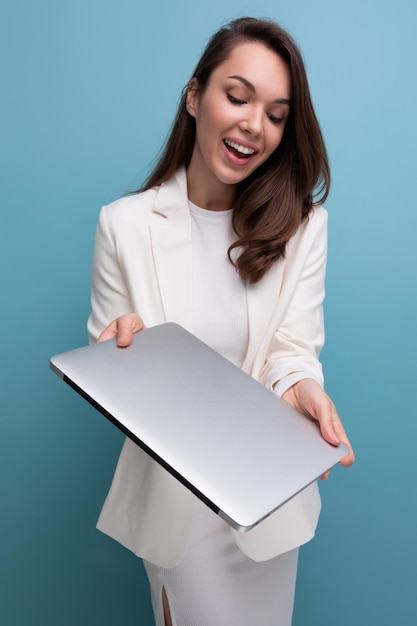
[148,168,194,332]
[242,259,284,373]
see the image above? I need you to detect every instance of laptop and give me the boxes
[50,322,348,532]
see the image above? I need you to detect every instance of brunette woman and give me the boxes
[88,17,354,626]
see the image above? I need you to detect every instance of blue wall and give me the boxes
[2,1,416,624]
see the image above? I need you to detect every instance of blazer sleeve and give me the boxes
[87,205,134,343]
[259,208,328,396]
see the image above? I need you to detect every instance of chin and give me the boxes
[216,165,258,186]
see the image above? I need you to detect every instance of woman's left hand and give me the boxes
[282,378,355,479]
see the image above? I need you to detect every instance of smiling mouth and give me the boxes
[224,139,256,159]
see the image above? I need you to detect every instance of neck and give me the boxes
[186,164,235,212]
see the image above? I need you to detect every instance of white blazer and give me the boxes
[88,168,327,567]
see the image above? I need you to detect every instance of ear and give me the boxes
[185,78,199,118]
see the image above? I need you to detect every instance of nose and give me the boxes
[240,106,263,137]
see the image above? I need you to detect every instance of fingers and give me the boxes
[114,314,145,347]
[96,313,145,347]
[317,400,355,465]
[317,399,340,446]
[97,320,119,343]
[289,378,339,445]
[318,404,355,479]
[318,405,355,478]
[320,470,331,481]
[315,401,339,480]
[284,379,355,478]
[333,415,355,467]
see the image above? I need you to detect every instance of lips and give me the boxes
[224,139,257,159]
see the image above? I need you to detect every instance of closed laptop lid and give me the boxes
[50,322,348,532]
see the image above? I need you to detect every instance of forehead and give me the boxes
[210,41,291,96]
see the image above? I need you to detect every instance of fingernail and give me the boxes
[331,430,340,445]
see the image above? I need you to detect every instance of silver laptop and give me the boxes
[50,322,348,532]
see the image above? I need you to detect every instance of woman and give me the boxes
[88,17,354,626]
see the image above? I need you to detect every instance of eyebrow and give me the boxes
[227,74,291,105]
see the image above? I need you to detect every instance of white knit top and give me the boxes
[189,201,249,368]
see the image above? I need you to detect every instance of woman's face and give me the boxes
[186,41,291,207]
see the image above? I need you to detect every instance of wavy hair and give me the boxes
[140,17,330,283]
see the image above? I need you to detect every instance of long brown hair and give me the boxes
[141,17,330,283]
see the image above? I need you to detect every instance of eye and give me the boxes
[267,112,284,125]
[226,93,246,105]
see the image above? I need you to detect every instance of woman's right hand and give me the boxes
[97,313,145,347]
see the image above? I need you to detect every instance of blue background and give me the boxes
[2,0,416,624]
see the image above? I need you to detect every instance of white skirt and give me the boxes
[143,498,299,626]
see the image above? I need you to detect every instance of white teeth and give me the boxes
[224,140,255,155]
